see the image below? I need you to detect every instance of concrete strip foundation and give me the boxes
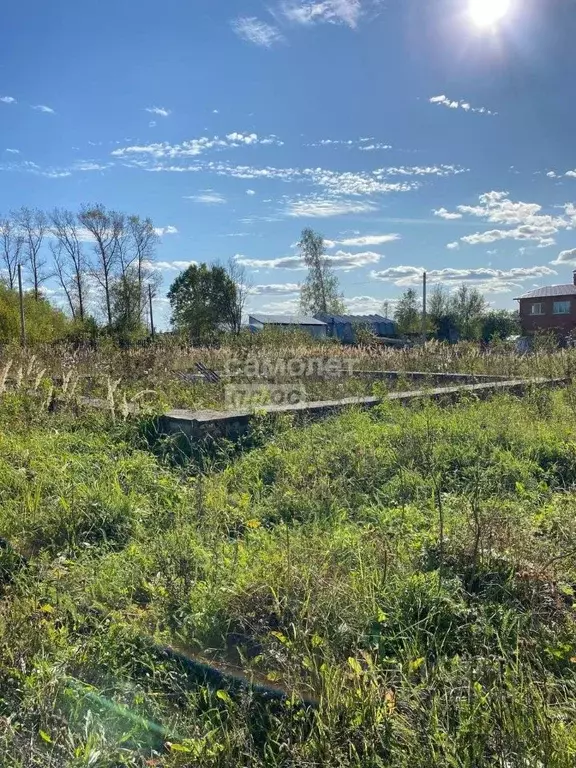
[159,377,567,445]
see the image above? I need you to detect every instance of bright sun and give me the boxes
[469,0,511,27]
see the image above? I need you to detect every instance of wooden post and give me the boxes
[421,271,427,345]
[148,284,155,339]
[17,264,26,348]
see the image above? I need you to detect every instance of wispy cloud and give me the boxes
[236,249,382,270]
[250,283,301,295]
[5,148,19,154]
[184,190,227,204]
[31,104,55,114]
[231,17,284,47]
[246,189,256,195]
[285,196,378,218]
[433,207,463,220]
[145,106,171,117]
[330,234,400,247]
[308,137,393,151]
[371,265,557,289]
[429,95,496,116]
[153,260,197,271]
[280,0,363,29]
[346,295,393,314]
[0,96,16,104]
[112,132,282,159]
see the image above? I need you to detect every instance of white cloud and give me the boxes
[285,196,378,218]
[250,283,301,295]
[249,298,301,315]
[446,241,460,250]
[154,225,179,236]
[72,160,111,171]
[433,207,462,220]
[184,190,226,204]
[335,234,399,247]
[145,106,171,117]
[236,249,382,271]
[31,104,55,114]
[429,95,496,115]
[307,137,391,150]
[149,121,157,128]
[346,295,395,314]
[327,249,383,270]
[5,148,19,154]
[550,248,576,266]
[246,189,256,195]
[232,17,284,47]
[376,165,466,177]
[454,190,574,248]
[112,133,282,159]
[0,96,16,104]
[371,265,557,288]
[566,170,576,179]
[281,0,363,28]
[154,260,197,270]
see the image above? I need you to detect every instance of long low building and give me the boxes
[314,313,396,342]
[248,314,328,339]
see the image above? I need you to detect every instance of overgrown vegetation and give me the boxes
[1,371,576,765]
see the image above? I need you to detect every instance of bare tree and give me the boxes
[49,208,90,321]
[225,257,252,333]
[127,215,159,322]
[78,204,124,326]
[0,214,23,289]
[13,207,49,300]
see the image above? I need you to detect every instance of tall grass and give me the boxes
[1,383,576,764]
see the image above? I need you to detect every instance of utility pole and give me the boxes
[421,271,427,345]
[148,284,155,340]
[17,264,26,348]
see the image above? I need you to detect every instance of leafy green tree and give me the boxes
[449,284,488,340]
[394,288,421,334]
[298,228,345,315]
[428,285,459,341]
[168,263,237,343]
[0,283,70,344]
[480,309,520,342]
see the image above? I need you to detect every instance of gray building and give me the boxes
[314,313,396,343]
[248,314,328,339]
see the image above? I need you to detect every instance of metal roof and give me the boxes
[314,313,394,324]
[249,314,327,326]
[515,284,576,300]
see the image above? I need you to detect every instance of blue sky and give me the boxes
[2,0,576,325]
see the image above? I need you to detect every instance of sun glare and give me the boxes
[469,0,511,28]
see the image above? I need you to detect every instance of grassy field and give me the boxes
[0,335,575,412]
[1,360,576,766]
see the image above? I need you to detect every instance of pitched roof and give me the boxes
[249,314,327,326]
[515,284,576,300]
[314,313,394,324]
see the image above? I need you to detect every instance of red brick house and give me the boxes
[516,273,576,336]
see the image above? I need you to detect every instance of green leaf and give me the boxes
[348,657,363,675]
[39,730,53,744]
[216,689,233,705]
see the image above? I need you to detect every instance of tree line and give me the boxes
[0,204,160,338]
[394,284,520,342]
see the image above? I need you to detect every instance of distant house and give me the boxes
[314,313,396,343]
[515,273,576,336]
[248,314,328,339]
